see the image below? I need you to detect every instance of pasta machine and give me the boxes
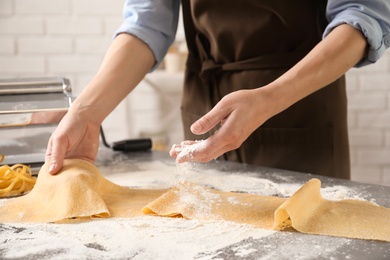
[0,77,73,173]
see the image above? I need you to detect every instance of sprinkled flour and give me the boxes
[174,183,223,219]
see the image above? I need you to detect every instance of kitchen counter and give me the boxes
[1,149,389,259]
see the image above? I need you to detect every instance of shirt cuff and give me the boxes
[323,9,389,67]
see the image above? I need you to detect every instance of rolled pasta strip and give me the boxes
[0,156,36,197]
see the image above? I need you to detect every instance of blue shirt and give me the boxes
[114,0,390,70]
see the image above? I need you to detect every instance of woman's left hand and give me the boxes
[170,87,277,163]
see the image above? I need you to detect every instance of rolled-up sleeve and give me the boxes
[324,0,390,67]
[114,0,180,71]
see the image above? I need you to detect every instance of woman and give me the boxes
[46,0,390,179]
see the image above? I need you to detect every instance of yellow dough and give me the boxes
[143,182,285,230]
[143,180,390,242]
[273,179,390,242]
[0,159,389,243]
[0,159,166,222]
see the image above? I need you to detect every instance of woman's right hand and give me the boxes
[45,109,101,175]
[44,34,155,175]
[42,32,156,175]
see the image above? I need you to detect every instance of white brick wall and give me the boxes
[0,0,389,186]
[0,0,12,15]
[347,55,390,186]
[14,0,71,15]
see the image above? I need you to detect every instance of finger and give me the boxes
[175,140,209,163]
[181,140,197,145]
[169,141,199,157]
[177,117,244,163]
[169,144,182,157]
[48,135,68,175]
[45,137,53,163]
[169,140,200,157]
[191,102,230,135]
[175,137,225,163]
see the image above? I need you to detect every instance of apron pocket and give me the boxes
[241,127,334,176]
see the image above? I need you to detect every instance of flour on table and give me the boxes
[0,216,357,260]
[0,217,275,260]
[104,160,369,201]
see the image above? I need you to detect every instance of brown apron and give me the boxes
[180,0,350,179]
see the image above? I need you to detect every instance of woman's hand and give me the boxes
[45,33,155,174]
[45,110,101,175]
[170,87,277,163]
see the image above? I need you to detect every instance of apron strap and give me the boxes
[189,33,310,76]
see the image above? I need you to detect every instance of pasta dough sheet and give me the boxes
[0,159,166,223]
[0,159,389,242]
[142,182,285,230]
[273,178,390,242]
[143,180,390,242]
